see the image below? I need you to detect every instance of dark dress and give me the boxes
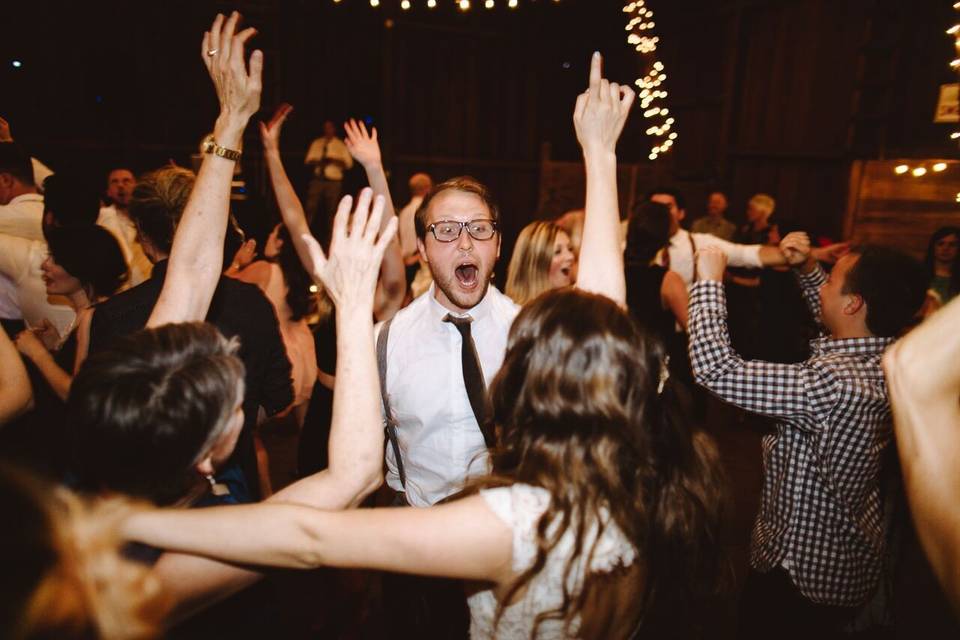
[88,259,294,501]
[297,312,337,476]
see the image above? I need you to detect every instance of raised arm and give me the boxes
[343,118,406,320]
[883,297,960,611]
[0,325,32,424]
[148,189,398,622]
[573,52,635,304]
[148,12,262,327]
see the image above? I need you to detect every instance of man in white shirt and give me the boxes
[650,187,789,286]
[378,176,519,508]
[97,167,153,287]
[0,143,44,241]
[304,120,353,235]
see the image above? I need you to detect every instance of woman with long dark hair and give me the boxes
[120,54,726,639]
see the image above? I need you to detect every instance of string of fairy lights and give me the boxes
[624,0,675,161]
[332,0,557,9]
[334,0,674,160]
[948,2,960,143]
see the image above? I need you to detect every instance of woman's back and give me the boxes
[468,483,640,639]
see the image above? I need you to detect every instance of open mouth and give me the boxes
[455,263,479,288]
[560,266,571,277]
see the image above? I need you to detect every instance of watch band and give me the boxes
[202,135,242,162]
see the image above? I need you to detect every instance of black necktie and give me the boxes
[443,314,494,448]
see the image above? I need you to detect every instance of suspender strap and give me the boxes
[376,317,406,489]
[688,232,698,281]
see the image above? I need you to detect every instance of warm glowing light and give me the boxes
[912,167,927,177]
[370,0,379,6]
[934,162,948,172]
[485,0,495,7]
[459,0,470,9]
[309,284,319,293]
[894,164,909,174]
[428,0,437,6]
[508,0,518,7]
[401,0,411,7]
[949,25,960,35]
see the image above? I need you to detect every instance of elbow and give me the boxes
[351,469,384,507]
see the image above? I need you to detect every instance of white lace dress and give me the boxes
[468,483,638,639]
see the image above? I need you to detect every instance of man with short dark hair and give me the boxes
[0,143,43,241]
[688,234,926,636]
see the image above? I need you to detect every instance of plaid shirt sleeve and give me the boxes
[795,263,827,326]
[688,280,838,431]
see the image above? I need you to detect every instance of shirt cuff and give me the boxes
[796,263,827,289]
[689,280,727,314]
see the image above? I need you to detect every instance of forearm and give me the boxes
[325,305,384,505]
[794,262,827,323]
[576,150,625,304]
[363,163,406,312]
[264,148,318,269]
[149,114,244,326]
[0,331,32,423]
[757,244,788,267]
[885,316,960,610]
[127,504,326,569]
[23,349,71,402]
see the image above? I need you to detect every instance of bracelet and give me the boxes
[201,134,242,162]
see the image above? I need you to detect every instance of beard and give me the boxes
[430,262,493,312]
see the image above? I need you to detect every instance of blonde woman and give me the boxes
[505,220,576,305]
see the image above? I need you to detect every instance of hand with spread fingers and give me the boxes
[201,11,263,148]
[260,103,293,152]
[573,51,636,158]
[343,119,382,171]
[300,188,398,313]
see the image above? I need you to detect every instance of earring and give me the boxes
[204,474,230,497]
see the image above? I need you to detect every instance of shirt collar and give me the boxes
[426,282,496,324]
[669,228,688,247]
[810,335,892,357]
[10,193,43,205]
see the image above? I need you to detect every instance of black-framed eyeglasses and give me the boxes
[427,219,498,243]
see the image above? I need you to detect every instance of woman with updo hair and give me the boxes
[505,220,577,305]
[14,225,128,401]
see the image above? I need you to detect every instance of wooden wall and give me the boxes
[844,159,960,259]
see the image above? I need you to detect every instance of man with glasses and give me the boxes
[377,176,517,509]
[374,176,517,636]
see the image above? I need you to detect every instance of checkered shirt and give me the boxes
[688,265,894,607]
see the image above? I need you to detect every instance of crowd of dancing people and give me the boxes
[2,12,960,640]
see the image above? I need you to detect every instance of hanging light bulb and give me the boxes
[893,164,909,174]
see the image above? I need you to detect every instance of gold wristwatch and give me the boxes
[201,134,242,162]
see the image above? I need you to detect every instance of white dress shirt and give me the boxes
[666,228,763,286]
[97,206,153,287]
[304,137,353,181]
[0,193,44,241]
[377,284,520,507]
[0,234,76,335]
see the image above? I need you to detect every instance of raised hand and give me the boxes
[696,246,728,282]
[201,12,263,144]
[573,52,636,157]
[299,188,398,312]
[230,238,258,272]
[779,231,812,267]
[343,119,382,170]
[0,116,12,143]
[260,103,293,152]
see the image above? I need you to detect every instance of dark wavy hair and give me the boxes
[45,226,128,300]
[923,226,960,299]
[68,323,245,506]
[272,225,316,322]
[470,288,726,638]
[625,201,672,267]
